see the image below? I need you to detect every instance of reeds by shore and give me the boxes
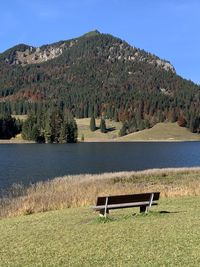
[1,167,200,218]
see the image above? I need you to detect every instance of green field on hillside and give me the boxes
[77,119,200,141]
[1,196,200,266]
[76,118,122,141]
[119,122,200,141]
[9,116,200,142]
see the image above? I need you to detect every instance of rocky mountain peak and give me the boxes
[0,31,175,73]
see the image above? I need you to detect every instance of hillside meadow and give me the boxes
[1,197,200,266]
[6,116,200,143]
[1,168,200,265]
[77,119,200,142]
[76,118,122,141]
[118,122,200,141]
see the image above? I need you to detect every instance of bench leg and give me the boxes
[99,209,109,217]
[140,206,147,213]
[147,193,154,213]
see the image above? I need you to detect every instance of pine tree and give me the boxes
[63,111,78,143]
[44,114,52,143]
[49,109,63,143]
[100,118,107,133]
[58,123,67,144]
[119,122,127,136]
[90,116,96,131]
[22,115,37,140]
[65,120,78,143]
[31,125,40,142]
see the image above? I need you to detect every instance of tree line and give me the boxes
[22,108,77,143]
[0,115,21,139]
[0,109,77,143]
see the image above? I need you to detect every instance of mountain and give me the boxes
[0,30,200,133]
[0,30,175,71]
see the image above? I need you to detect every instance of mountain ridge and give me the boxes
[0,30,175,73]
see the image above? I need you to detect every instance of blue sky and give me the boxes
[0,0,199,84]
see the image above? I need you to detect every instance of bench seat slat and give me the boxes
[96,192,160,206]
[92,201,158,210]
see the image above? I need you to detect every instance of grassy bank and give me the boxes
[1,168,200,218]
[0,133,34,144]
[77,120,200,142]
[3,118,200,143]
[1,196,200,266]
[119,122,200,141]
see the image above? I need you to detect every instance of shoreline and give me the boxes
[0,138,200,144]
[81,138,200,142]
[1,167,200,218]
[0,139,35,144]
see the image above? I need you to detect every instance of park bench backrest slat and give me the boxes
[96,192,160,206]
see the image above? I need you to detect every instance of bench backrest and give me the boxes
[96,192,160,206]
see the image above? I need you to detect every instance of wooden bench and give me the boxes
[92,192,160,217]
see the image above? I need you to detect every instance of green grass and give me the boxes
[76,118,122,141]
[9,117,200,142]
[1,196,200,266]
[76,119,200,141]
[119,122,200,141]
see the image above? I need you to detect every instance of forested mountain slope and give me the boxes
[0,30,199,133]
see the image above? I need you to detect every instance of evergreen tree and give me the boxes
[31,124,40,142]
[22,115,37,140]
[114,110,119,122]
[119,122,127,136]
[63,111,78,143]
[65,120,78,143]
[90,116,96,131]
[138,120,145,131]
[0,115,21,139]
[49,109,63,143]
[189,118,196,133]
[44,114,52,143]
[100,118,107,133]
[144,119,150,129]
[22,109,78,143]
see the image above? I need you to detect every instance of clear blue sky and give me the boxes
[1,0,199,84]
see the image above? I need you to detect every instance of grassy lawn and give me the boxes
[9,116,200,142]
[76,118,122,141]
[1,196,200,266]
[119,122,200,141]
[76,119,200,142]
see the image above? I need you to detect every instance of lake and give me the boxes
[0,142,200,191]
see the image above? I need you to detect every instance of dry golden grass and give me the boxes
[1,167,200,218]
[0,134,34,144]
[12,115,28,121]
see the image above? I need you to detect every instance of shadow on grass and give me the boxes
[92,210,186,224]
[106,127,116,132]
[159,210,182,214]
[92,127,116,133]
[138,210,186,217]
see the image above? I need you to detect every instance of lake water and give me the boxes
[0,142,200,190]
